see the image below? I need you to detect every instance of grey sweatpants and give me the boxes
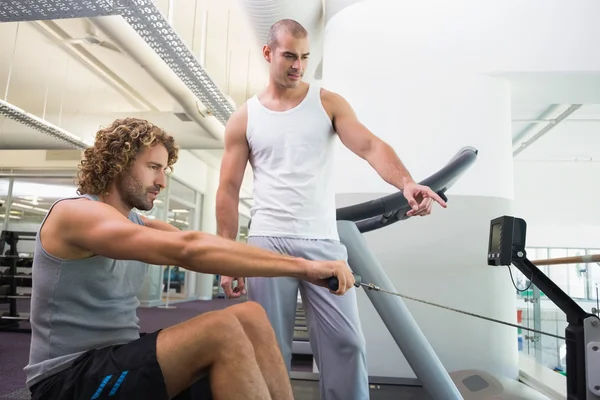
[247,236,369,400]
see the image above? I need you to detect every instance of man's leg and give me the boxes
[226,301,294,399]
[157,301,293,400]
[246,236,300,372]
[295,239,370,400]
[31,302,290,400]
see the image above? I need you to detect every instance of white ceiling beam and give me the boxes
[90,15,225,145]
[31,20,158,113]
[513,104,583,157]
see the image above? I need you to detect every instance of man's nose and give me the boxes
[156,173,167,189]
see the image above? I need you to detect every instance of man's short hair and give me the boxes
[267,19,308,49]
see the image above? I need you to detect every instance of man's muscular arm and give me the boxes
[215,104,251,297]
[322,89,446,215]
[216,104,250,241]
[322,90,415,189]
[46,199,355,295]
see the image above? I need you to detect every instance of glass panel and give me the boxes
[0,178,10,234]
[169,179,196,205]
[7,177,77,232]
[162,197,196,302]
[589,250,600,306]
[567,248,586,299]
[548,248,568,293]
[238,215,250,243]
[518,290,534,357]
[136,188,168,307]
[167,198,194,230]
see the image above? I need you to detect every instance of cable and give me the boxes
[508,265,534,292]
[359,284,566,340]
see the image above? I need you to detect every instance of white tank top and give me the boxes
[246,84,339,240]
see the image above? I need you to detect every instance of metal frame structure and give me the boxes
[489,216,600,400]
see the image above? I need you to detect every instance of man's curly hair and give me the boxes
[76,118,179,196]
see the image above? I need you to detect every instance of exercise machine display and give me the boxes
[488,216,600,400]
[324,146,553,399]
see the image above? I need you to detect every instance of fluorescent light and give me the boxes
[0,214,21,220]
[171,209,189,213]
[11,203,33,210]
[0,99,92,149]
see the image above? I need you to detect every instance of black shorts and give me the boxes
[29,330,212,400]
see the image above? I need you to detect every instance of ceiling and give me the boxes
[0,0,598,178]
[511,102,600,161]
[0,0,268,151]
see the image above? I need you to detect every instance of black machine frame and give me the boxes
[488,215,600,400]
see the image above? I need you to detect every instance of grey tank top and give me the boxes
[24,194,149,388]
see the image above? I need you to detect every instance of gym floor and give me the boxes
[0,298,428,399]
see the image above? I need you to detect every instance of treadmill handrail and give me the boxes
[336,146,478,225]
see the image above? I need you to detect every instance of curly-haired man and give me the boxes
[23,117,355,400]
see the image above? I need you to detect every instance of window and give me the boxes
[7,177,78,229]
[0,178,10,233]
[567,248,587,299]
[168,198,194,231]
[238,215,250,243]
[169,179,197,205]
[589,249,600,302]
[548,248,568,294]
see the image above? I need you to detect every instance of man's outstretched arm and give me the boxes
[52,198,354,295]
[324,90,446,214]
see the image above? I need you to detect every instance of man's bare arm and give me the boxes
[57,200,309,279]
[216,104,250,240]
[324,90,415,190]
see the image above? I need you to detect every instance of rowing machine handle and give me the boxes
[328,273,361,291]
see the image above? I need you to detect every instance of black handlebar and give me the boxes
[328,274,362,291]
[336,146,478,233]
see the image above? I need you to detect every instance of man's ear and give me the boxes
[262,44,272,63]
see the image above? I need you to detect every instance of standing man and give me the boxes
[216,19,447,399]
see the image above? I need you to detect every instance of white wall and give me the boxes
[513,161,600,249]
[171,150,209,193]
[0,149,80,169]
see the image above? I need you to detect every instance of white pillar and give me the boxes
[196,273,215,301]
[323,0,517,380]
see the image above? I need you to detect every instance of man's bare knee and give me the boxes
[158,310,250,369]
[202,310,252,353]
[226,301,268,324]
[224,301,275,340]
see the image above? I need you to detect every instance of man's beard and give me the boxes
[117,172,155,211]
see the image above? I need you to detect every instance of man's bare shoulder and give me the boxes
[319,87,345,104]
[319,87,347,119]
[41,197,123,259]
[228,102,249,125]
[224,102,250,143]
[48,197,128,230]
